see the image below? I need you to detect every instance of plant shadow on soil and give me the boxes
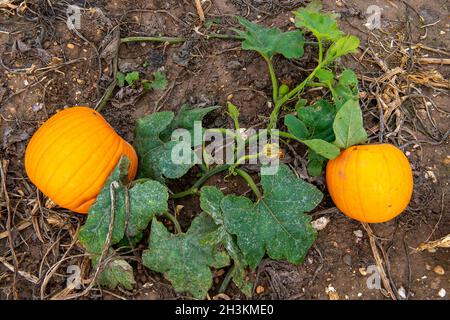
[0,0,448,300]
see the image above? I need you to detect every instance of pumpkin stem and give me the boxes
[163,211,182,234]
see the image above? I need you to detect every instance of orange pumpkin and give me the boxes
[326,144,413,223]
[25,106,138,214]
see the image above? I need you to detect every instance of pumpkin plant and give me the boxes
[25,1,413,299]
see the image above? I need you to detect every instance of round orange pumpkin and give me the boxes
[326,144,413,223]
[25,106,138,214]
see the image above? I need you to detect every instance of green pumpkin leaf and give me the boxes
[126,179,169,237]
[315,68,334,84]
[160,104,220,143]
[298,99,336,141]
[307,151,326,177]
[221,164,321,269]
[150,71,167,90]
[142,213,230,299]
[333,69,359,109]
[302,139,340,159]
[78,157,169,290]
[135,105,217,181]
[285,114,309,140]
[333,99,368,149]
[94,257,136,290]
[295,98,308,113]
[324,35,360,63]
[200,186,253,297]
[293,1,344,41]
[234,16,305,59]
[78,157,130,255]
[124,71,140,86]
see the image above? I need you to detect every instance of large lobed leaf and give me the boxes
[78,157,130,255]
[200,186,253,297]
[78,157,169,289]
[134,105,218,181]
[293,1,344,41]
[234,16,305,59]
[211,164,321,269]
[142,213,230,299]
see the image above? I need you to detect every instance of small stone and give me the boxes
[67,43,75,49]
[425,263,432,270]
[227,94,234,101]
[438,288,446,298]
[433,265,445,275]
[76,79,85,85]
[226,60,242,70]
[343,254,352,266]
[425,170,437,183]
[398,286,407,299]
[353,230,363,238]
[443,156,450,166]
[325,285,339,300]
[357,292,362,297]
[256,286,265,294]
[32,103,43,112]
[440,31,446,35]
[311,217,330,230]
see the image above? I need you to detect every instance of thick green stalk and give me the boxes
[120,36,185,44]
[267,65,322,130]
[163,212,182,234]
[170,164,230,199]
[318,37,324,64]
[219,265,235,293]
[262,55,279,103]
[234,168,262,199]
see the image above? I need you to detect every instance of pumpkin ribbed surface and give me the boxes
[25,106,137,214]
[326,144,413,223]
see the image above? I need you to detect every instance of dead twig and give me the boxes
[361,223,397,300]
[0,220,31,240]
[413,233,450,253]
[416,57,450,65]
[0,257,39,284]
[55,181,119,300]
[0,159,18,299]
[194,0,205,22]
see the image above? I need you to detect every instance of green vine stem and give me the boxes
[218,265,235,293]
[120,36,185,44]
[170,164,231,199]
[262,55,279,103]
[267,64,322,130]
[206,33,244,41]
[317,37,324,64]
[234,153,259,167]
[163,211,182,234]
[234,168,262,199]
